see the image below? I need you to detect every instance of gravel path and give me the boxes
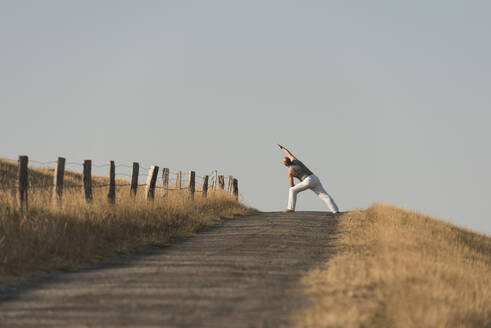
[0,211,338,327]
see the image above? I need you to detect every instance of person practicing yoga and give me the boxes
[278,144,339,214]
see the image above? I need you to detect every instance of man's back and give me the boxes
[289,159,313,181]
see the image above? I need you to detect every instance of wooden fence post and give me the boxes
[218,175,224,190]
[108,161,116,204]
[202,175,209,198]
[52,157,65,206]
[145,165,159,200]
[227,175,233,193]
[176,170,182,191]
[211,170,217,190]
[83,160,92,203]
[130,162,139,196]
[162,168,169,198]
[17,155,28,211]
[188,171,195,199]
[232,178,239,200]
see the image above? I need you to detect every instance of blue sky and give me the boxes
[1,1,490,233]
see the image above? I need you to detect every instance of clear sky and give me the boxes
[1,1,490,234]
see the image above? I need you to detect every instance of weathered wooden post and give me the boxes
[108,161,116,204]
[176,170,182,192]
[227,175,233,193]
[232,178,239,200]
[145,165,159,200]
[188,171,195,199]
[83,160,92,203]
[17,155,29,211]
[211,170,217,191]
[202,175,209,198]
[130,162,139,196]
[218,175,224,190]
[162,168,169,198]
[52,157,65,206]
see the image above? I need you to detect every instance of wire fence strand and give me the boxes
[1,156,238,201]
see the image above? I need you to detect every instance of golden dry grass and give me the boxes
[0,158,255,286]
[294,203,491,328]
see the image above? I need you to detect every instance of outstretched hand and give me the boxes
[277,144,284,150]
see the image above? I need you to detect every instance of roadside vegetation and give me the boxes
[295,203,491,328]
[0,158,254,285]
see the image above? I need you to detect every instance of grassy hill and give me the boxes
[1,158,489,326]
[295,203,491,328]
[0,158,253,285]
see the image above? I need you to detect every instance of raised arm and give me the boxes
[277,144,297,161]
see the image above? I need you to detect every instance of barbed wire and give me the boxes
[2,185,238,203]
[1,156,238,192]
[66,162,83,167]
[92,163,109,168]
[0,184,193,190]
[116,164,133,169]
[29,160,57,166]
[3,160,223,178]
[1,158,195,175]
[0,185,213,193]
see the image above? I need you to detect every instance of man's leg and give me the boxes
[310,177,339,213]
[287,178,314,211]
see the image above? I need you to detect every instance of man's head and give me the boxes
[282,157,292,166]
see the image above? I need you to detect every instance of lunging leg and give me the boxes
[311,183,339,213]
[287,179,313,211]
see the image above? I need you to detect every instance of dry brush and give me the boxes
[0,159,254,285]
[295,203,491,328]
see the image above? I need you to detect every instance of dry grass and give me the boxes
[0,159,255,286]
[294,203,491,328]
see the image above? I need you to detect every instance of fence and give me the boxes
[2,156,239,211]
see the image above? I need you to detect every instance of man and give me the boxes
[278,144,339,214]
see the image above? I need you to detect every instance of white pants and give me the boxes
[287,174,339,213]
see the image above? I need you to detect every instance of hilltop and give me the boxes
[0,158,489,327]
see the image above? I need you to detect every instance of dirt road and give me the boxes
[0,211,338,327]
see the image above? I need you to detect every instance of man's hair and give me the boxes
[283,157,292,165]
